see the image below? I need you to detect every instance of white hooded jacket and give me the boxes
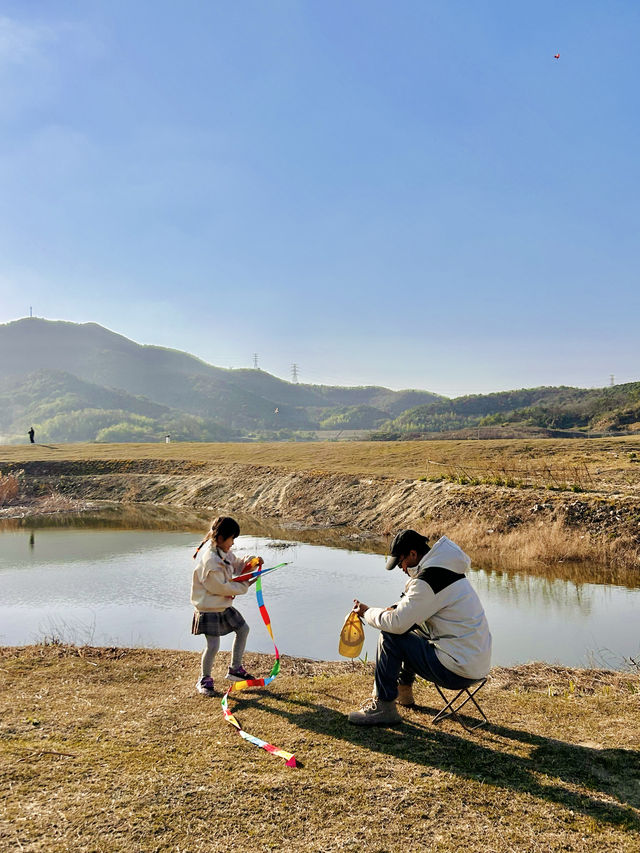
[363,536,492,680]
[190,542,251,612]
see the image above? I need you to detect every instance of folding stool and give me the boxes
[431,678,489,732]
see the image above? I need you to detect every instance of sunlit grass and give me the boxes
[1,435,640,488]
[2,645,639,852]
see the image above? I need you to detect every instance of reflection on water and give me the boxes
[2,502,637,589]
[1,521,639,668]
[478,570,594,615]
[0,504,381,553]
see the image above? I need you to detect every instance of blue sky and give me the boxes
[1,1,638,396]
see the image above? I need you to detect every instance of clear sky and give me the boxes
[1,1,638,397]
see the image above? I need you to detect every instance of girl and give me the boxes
[191,516,262,696]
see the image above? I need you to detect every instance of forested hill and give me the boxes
[377,383,640,436]
[1,318,637,443]
[0,318,442,442]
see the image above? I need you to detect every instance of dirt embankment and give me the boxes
[3,458,640,577]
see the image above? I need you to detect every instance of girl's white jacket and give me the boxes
[363,536,492,680]
[191,543,251,612]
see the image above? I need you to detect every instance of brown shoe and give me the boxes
[397,683,415,707]
[348,697,402,726]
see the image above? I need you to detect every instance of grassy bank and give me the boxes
[2,646,639,852]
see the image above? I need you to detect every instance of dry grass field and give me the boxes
[2,444,640,849]
[1,646,639,852]
[1,436,640,490]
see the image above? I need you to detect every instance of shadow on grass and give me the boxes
[232,690,640,830]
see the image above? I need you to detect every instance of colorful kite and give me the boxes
[231,561,289,584]
[221,564,297,767]
[554,53,560,59]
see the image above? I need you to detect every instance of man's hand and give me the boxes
[352,599,369,617]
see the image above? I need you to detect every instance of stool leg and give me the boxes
[431,680,488,732]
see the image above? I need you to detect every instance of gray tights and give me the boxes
[201,622,249,677]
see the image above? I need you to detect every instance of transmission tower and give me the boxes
[610,374,615,386]
[291,363,299,383]
[253,353,259,369]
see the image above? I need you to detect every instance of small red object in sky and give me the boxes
[554,53,560,59]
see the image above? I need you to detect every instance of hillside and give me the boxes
[2,318,638,443]
[0,318,442,442]
[0,370,235,444]
[378,384,640,437]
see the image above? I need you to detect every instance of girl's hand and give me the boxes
[352,599,369,617]
[244,555,264,570]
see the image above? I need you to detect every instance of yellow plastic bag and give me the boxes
[338,611,365,658]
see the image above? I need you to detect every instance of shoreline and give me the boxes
[4,520,637,673]
[3,643,639,677]
[2,440,640,584]
[3,495,640,589]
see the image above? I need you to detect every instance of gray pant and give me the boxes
[201,622,249,678]
[374,630,477,702]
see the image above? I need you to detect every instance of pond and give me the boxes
[1,523,639,668]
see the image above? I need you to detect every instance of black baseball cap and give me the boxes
[385,529,430,570]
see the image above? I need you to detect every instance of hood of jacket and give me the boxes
[410,535,471,577]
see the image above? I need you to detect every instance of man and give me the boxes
[348,529,492,725]
[28,427,35,444]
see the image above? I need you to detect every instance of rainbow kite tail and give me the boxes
[220,568,296,767]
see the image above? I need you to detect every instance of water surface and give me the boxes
[1,526,638,668]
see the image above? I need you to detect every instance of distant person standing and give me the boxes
[28,427,35,444]
[165,434,171,443]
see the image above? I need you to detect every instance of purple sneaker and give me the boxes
[196,676,215,696]
[225,666,255,682]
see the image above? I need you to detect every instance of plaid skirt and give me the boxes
[191,607,247,637]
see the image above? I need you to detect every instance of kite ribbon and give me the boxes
[221,567,297,768]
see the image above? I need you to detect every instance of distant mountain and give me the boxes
[0,318,443,442]
[3,318,635,444]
